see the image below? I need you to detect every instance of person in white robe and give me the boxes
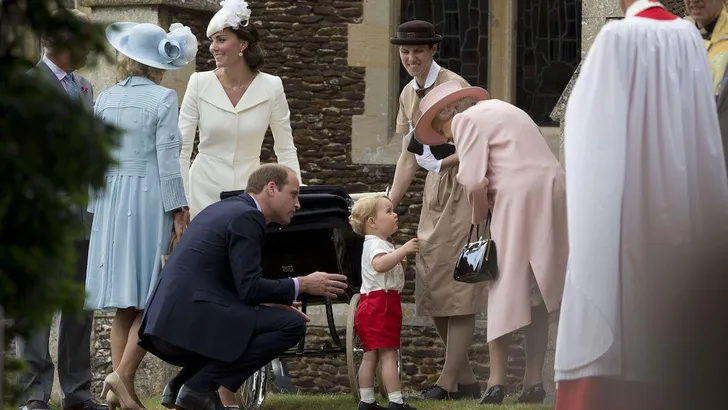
[555,1,728,409]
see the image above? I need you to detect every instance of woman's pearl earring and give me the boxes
[238,51,243,56]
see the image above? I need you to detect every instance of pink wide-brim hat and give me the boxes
[414,80,490,145]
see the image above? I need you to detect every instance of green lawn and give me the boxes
[140,394,554,410]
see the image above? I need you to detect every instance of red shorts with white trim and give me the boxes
[354,290,402,352]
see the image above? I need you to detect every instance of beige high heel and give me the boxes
[106,390,120,410]
[102,372,143,410]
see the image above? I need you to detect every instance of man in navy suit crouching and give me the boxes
[138,164,348,410]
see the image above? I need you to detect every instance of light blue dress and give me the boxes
[85,76,188,310]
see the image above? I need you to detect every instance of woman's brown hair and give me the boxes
[116,54,164,84]
[232,23,264,71]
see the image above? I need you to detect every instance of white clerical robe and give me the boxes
[556,1,728,383]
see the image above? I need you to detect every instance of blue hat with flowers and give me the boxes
[106,22,198,70]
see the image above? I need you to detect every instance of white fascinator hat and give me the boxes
[106,22,198,70]
[207,0,253,37]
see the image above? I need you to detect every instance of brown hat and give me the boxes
[389,20,442,45]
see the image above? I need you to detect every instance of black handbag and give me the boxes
[453,210,498,283]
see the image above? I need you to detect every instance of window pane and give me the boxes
[516,0,582,126]
[399,0,490,93]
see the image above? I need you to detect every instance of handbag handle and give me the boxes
[467,209,493,242]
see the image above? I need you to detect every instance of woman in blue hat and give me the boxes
[84,21,197,410]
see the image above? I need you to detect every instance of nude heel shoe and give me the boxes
[106,391,120,410]
[103,372,142,410]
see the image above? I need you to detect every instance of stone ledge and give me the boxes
[302,302,488,329]
[81,0,220,12]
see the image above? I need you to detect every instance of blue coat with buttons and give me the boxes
[85,76,188,310]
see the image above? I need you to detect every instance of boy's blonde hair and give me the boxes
[348,194,389,236]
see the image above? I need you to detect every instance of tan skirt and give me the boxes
[414,165,489,317]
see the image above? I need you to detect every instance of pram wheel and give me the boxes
[235,366,266,410]
[346,293,401,402]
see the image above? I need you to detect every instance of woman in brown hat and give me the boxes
[388,20,487,401]
[414,80,568,405]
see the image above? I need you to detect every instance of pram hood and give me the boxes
[220,185,353,232]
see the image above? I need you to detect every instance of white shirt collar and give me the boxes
[625,0,665,18]
[249,195,263,212]
[412,60,441,90]
[42,54,70,82]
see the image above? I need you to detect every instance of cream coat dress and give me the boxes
[453,99,568,342]
[179,70,302,218]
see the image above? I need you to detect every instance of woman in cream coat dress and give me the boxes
[415,81,568,405]
[179,0,301,219]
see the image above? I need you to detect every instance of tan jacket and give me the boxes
[396,67,468,134]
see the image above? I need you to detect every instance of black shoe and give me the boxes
[63,400,109,410]
[161,382,182,409]
[410,385,451,400]
[388,402,417,410]
[478,385,505,405]
[20,401,52,410]
[452,382,481,400]
[517,383,546,403]
[174,385,224,410]
[357,401,387,410]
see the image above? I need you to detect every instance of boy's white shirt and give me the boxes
[359,235,405,294]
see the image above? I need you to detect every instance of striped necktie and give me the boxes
[65,74,79,100]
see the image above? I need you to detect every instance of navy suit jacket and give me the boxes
[139,194,296,363]
[31,60,95,240]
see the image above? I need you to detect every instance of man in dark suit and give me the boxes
[14,9,106,410]
[138,164,349,410]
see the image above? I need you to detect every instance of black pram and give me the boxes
[220,185,363,303]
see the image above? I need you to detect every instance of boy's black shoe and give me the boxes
[388,402,417,410]
[357,401,387,410]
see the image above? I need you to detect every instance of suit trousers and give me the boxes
[149,306,306,392]
[15,240,94,407]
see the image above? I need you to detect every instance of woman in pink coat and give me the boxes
[414,80,568,405]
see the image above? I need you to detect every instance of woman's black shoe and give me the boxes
[478,385,505,405]
[420,385,451,400]
[517,383,546,403]
[453,382,481,400]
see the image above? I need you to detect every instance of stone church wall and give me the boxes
[86,0,529,400]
